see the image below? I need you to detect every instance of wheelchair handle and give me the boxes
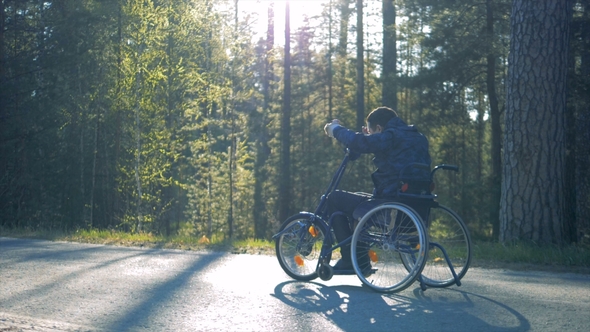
[431,164,459,177]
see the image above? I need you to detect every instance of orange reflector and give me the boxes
[369,250,378,262]
[401,183,409,192]
[308,225,318,237]
[294,255,304,266]
[415,244,420,250]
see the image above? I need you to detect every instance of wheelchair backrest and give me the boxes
[397,162,434,195]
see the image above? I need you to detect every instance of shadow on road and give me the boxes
[1,240,158,305]
[107,251,223,331]
[1,238,227,331]
[273,280,530,331]
[0,237,109,264]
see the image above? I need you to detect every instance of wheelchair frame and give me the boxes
[273,149,471,293]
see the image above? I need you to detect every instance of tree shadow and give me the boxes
[1,240,183,305]
[106,250,222,331]
[0,237,106,264]
[273,280,530,331]
[0,238,232,331]
[1,237,226,331]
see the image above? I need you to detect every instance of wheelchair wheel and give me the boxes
[351,203,428,293]
[402,204,472,288]
[420,205,472,287]
[275,213,328,281]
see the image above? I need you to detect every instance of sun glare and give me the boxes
[240,0,330,44]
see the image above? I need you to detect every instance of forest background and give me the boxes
[1,0,588,247]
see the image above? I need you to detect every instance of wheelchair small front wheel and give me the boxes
[317,262,334,281]
[275,213,329,281]
[351,203,428,293]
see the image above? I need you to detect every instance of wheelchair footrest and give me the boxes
[332,269,356,275]
[332,267,377,277]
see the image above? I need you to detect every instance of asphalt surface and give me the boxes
[1,237,589,331]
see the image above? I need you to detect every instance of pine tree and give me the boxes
[501,0,572,244]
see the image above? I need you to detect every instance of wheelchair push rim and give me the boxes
[351,203,428,293]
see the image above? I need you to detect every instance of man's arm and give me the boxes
[333,127,391,154]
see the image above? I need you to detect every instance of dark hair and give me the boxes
[366,106,398,130]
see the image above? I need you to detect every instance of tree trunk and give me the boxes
[337,0,352,118]
[0,0,4,87]
[500,0,571,244]
[278,1,292,223]
[90,107,99,228]
[355,0,364,130]
[227,142,234,239]
[207,122,213,239]
[328,0,334,120]
[337,0,352,63]
[486,0,502,239]
[226,0,239,240]
[134,61,143,233]
[574,0,590,243]
[114,2,123,227]
[382,0,397,110]
[254,3,273,239]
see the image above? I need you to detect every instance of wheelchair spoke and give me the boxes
[275,214,330,281]
[351,203,428,293]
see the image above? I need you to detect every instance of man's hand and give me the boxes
[324,119,342,138]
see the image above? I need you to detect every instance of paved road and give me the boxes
[1,237,589,331]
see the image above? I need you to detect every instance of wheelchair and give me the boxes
[273,149,472,293]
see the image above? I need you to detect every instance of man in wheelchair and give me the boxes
[323,106,432,272]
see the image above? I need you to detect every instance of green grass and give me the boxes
[0,227,272,253]
[472,241,590,269]
[2,227,589,273]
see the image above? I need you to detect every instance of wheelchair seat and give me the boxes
[352,163,442,227]
[352,199,390,221]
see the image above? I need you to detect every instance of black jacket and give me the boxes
[333,117,431,197]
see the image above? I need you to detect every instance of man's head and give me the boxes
[366,107,398,134]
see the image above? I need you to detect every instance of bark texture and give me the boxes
[501,0,571,244]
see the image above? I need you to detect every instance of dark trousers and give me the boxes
[326,190,372,261]
[326,189,432,262]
